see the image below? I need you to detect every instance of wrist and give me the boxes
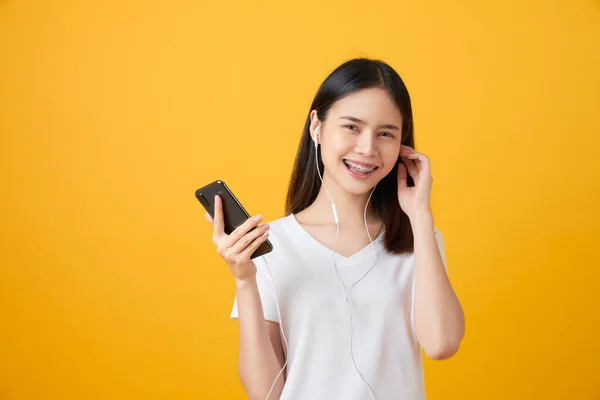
[410,207,434,228]
[411,205,433,219]
[235,276,258,291]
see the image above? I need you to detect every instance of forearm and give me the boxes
[236,278,285,399]
[412,210,465,360]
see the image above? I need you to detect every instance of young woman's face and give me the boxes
[314,87,404,195]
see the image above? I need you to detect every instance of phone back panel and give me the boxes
[195,180,273,259]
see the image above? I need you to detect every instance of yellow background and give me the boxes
[1,0,599,399]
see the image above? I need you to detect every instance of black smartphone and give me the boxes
[195,180,273,259]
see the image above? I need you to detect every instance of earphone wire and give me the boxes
[261,129,381,400]
[313,132,378,400]
[262,257,288,400]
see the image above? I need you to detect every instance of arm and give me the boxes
[236,278,286,399]
[397,145,465,360]
[205,195,286,399]
[412,210,465,360]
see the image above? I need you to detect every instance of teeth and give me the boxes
[345,160,376,173]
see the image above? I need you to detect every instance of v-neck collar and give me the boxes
[286,213,384,264]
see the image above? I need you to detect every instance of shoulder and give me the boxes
[258,214,297,256]
[265,214,290,230]
[255,213,311,263]
[263,214,293,240]
[433,226,444,245]
[253,214,298,275]
[433,226,447,265]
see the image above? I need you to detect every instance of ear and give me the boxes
[309,110,321,144]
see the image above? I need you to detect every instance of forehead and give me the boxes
[328,87,403,124]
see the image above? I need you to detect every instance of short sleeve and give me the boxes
[409,227,447,339]
[434,227,447,268]
[230,255,281,324]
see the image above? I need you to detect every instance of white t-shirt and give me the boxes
[230,213,446,400]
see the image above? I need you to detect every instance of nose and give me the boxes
[355,132,377,156]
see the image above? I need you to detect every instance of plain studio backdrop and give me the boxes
[1,0,599,399]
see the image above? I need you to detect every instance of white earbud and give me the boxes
[313,126,320,147]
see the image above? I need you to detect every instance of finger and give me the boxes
[400,146,428,165]
[397,162,408,189]
[230,223,270,254]
[400,144,416,154]
[410,153,431,179]
[212,195,225,238]
[401,156,419,180]
[225,213,264,248]
[239,229,270,259]
[402,149,429,165]
[205,212,214,226]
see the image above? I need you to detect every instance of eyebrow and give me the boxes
[339,116,400,131]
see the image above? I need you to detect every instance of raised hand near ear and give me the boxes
[397,145,433,221]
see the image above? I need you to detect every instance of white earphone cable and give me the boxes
[262,258,288,400]
[262,127,381,400]
[313,128,378,400]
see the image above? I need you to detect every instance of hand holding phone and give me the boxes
[196,180,273,283]
[206,195,270,282]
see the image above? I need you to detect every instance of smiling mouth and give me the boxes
[343,159,379,175]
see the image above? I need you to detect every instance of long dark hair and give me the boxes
[285,58,416,254]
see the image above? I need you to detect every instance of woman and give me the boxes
[206,58,465,400]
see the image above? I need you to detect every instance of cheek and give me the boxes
[320,149,344,169]
[321,135,350,162]
[382,148,401,168]
[317,142,336,167]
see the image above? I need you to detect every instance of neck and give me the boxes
[309,172,381,228]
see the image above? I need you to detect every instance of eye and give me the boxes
[344,124,358,131]
[379,131,394,138]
